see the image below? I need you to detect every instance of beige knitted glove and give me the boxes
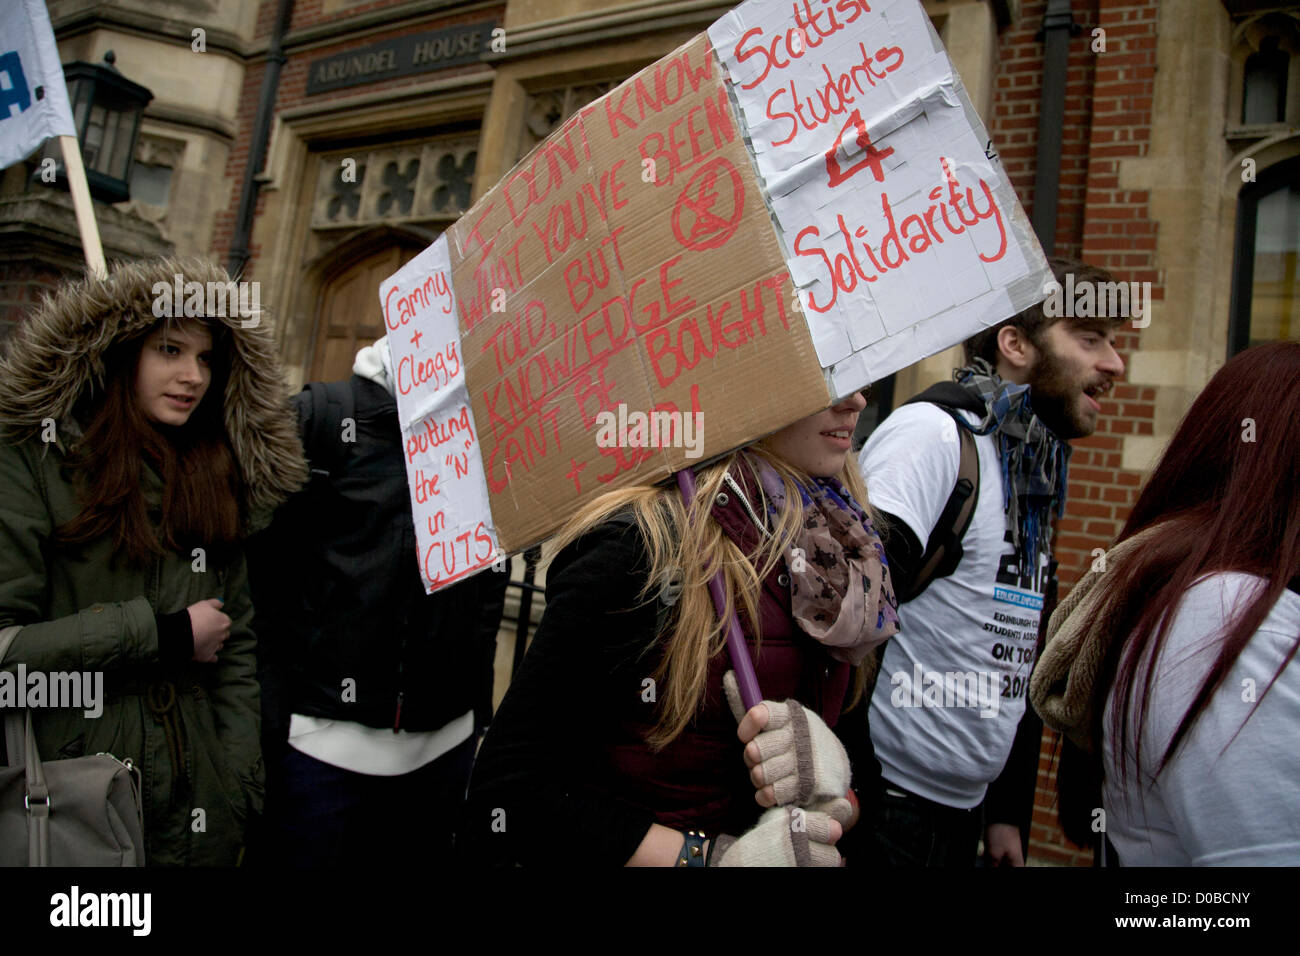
[723,670,853,808]
[708,806,842,867]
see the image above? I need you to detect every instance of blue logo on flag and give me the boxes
[0,51,33,119]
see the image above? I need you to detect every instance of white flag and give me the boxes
[0,0,77,170]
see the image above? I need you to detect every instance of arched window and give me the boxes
[1229,12,1299,133]
[1230,157,1300,354]
[1243,36,1289,124]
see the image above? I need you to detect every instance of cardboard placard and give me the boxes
[382,0,1050,592]
[709,0,1050,397]
[381,236,502,589]
[441,31,830,556]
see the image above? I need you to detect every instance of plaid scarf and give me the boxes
[952,358,1071,581]
[753,459,899,665]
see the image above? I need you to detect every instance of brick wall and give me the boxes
[989,0,1161,866]
[286,0,421,34]
[0,259,64,334]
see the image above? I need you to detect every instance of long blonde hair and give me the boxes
[548,442,873,749]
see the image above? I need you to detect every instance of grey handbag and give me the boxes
[0,626,145,866]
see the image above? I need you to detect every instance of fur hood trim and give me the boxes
[0,257,308,516]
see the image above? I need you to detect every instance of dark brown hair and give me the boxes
[963,257,1126,367]
[1098,342,1300,778]
[56,317,244,567]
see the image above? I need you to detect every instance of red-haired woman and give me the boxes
[0,259,307,865]
[1032,342,1300,865]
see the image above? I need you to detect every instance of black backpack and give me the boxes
[251,376,499,735]
[896,405,980,603]
[298,380,355,478]
[873,380,986,602]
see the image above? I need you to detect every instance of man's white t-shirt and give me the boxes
[860,403,1049,808]
[1103,573,1300,865]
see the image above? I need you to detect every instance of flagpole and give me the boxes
[58,134,107,280]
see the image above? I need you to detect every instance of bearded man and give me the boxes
[850,257,1126,866]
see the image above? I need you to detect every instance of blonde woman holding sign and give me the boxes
[462,390,898,866]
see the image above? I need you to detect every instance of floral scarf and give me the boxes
[753,459,899,665]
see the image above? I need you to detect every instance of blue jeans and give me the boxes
[272,735,476,868]
[866,783,982,867]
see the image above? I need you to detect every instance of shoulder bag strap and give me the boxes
[0,625,51,863]
[0,623,21,665]
[24,710,50,865]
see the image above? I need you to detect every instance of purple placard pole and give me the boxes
[674,468,763,711]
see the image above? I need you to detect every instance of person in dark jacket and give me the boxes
[249,337,506,867]
[0,257,308,865]
[462,390,898,866]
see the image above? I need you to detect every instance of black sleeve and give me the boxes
[246,511,305,752]
[984,702,1042,841]
[875,509,925,600]
[472,560,509,734]
[459,520,660,867]
[155,609,194,668]
[833,674,882,865]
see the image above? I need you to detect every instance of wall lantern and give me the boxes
[44,51,154,203]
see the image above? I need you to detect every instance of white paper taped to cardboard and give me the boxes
[378,235,502,593]
[709,0,1050,392]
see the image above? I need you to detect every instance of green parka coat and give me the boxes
[0,259,308,865]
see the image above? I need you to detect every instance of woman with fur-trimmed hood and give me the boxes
[0,258,308,865]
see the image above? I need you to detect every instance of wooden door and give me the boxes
[310,243,423,381]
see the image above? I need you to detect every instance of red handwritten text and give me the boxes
[793,159,1009,313]
[766,43,905,147]
[422,519,495,586]
[637,87,736,188]
[605,43,718,138]
[384,270,452,331]
[645,271,796,388]
[732,0,876,90]
[396,341,460,397]
[405,403,476,465]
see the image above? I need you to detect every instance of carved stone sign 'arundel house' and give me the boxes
[306,21,499,96]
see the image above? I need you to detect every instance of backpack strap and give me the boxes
[857,404,981,705]
[901,411,980,602]
[301,380,356,476]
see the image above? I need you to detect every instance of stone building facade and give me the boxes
[8,0,1298,864]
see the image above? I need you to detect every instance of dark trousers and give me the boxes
[271,735,476,868]
[865,782,983,867]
